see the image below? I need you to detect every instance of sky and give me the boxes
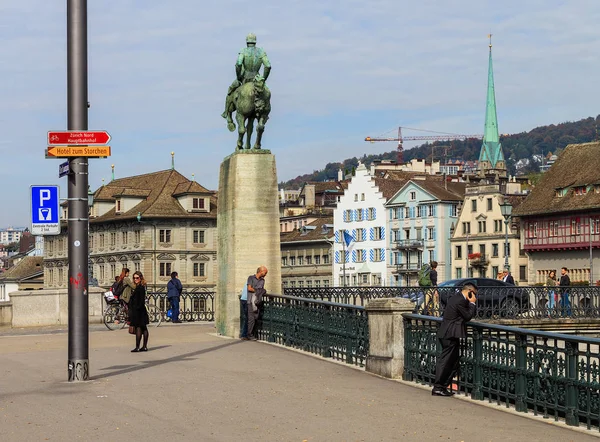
[1,0,599,227]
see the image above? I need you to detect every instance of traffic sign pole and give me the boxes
[67,0,89,382]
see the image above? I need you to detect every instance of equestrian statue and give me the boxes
[221,33,272,150]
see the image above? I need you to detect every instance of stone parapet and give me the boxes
[365,297,415,379]
[10,287,105,327]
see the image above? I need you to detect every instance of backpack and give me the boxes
[417,264,432,287]
[112,280,125,298]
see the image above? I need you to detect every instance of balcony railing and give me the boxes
[392,263,422,273]
[468,253,489,266]
[392,240,424,249]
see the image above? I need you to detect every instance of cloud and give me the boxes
[0,0,599,225]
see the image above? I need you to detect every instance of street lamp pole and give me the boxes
[499,200,513,272]
[67,0,89,382]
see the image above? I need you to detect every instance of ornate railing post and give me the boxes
[515,333,527,412]
[402,315,413,382]
[322,304,331,358]
[471,327,484,400]
[365,298,414,379]
[565,340,579,426]
[346,306,354,364]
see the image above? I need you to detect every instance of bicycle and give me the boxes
[103,296,163,330]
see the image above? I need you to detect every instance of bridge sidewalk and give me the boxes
[0,323,595,442]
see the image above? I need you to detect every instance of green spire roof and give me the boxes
[479,41,505,169]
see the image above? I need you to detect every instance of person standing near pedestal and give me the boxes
[240,279,249,340]
[167,271,183,324]
[247,266,268,340]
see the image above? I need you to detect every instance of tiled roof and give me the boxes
[513,142,600,217]
[172,180,211,196]
[411,180,466,201]
[0,256,43,282]
[280,217,333,243]
[302,181,348,194]
[373,177,413,200]
[112,188,152,198]
[92,169,216,223]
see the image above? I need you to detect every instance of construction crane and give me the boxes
[365,127,483,164]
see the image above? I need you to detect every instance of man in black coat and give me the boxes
[432,281,477,396]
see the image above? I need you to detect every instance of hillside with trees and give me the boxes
[280,115,600,189]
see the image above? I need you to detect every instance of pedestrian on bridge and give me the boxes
[130,271,150,352]
[167,271,183,323]
[247,266,268,340]
[432,281,477,397]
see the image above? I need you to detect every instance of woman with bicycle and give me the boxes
[129,271,150,352]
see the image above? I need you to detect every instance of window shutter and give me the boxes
[373,208,377,218]
[369,228,375,241]
[381,227,385,240]
[362,229,366,241]
[335,251,340,263]
[381,249,385,261]
[432,228,436,241]
[389,209,393,220]
[352,229,357,241]
[432,205,436,217]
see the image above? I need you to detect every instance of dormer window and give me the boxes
[574,186,588,196]
[192,198,205,210]
[116,199,122,212]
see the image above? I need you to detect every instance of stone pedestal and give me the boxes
[216,150,282,337]
[365,298,414,379]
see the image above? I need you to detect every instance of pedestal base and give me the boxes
[216,150,282,337]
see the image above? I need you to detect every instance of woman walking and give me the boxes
[129,271,150,352]
[546,270,557,317]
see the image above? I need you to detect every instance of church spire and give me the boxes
[479,35,505,173]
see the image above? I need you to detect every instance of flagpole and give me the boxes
[342,229,346,287]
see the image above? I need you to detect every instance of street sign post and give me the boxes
[48,130,110,145]
[31,185,60,235]
[59,161,70,177]
[46,145,111,158]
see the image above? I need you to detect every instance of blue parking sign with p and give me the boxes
[31,185,60,235]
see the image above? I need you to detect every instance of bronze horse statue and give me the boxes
[224,75,271,150]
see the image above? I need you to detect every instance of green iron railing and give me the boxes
[257,294,369,367]
[403,313,600,430]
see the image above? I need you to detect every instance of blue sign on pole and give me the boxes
[31,185,60,235]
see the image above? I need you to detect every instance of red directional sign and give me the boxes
[48,130,111,145]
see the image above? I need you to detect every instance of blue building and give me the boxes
[385,178,465,286]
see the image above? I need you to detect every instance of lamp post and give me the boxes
[499,200,513,272]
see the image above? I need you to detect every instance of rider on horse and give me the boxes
[221,33,271,123]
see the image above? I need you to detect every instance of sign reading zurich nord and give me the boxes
[31,185,60,235]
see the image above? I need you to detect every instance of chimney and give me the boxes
[338,168,343,181]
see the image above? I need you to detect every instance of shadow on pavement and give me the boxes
[92,340,241,380]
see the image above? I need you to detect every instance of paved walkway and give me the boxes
[0,323,596,441]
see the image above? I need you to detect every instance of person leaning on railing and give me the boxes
[422,261,438,314]
[432,281,477,397]
[545,270,557,317]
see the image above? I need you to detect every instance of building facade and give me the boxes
[450,181,529,283]
[0,227,26,245]
[44,169,217,292]
[513,141,600,284]
[281,217,333,288]
[333,164,403,287]
[386,178,464,285]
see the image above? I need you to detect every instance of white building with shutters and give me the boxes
[333,164,406,287]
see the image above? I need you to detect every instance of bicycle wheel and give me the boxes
[146,304,162,327]
[104,303,127,330]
